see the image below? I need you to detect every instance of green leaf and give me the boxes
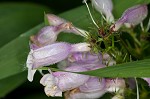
[0,23,44,81]
[0,3,51,97]
[0,3,50,47]
[79,59,150,77]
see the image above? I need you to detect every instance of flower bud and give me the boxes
[92,0,114,22]
[112,4,148,31]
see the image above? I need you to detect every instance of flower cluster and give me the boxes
[26,0,149,98]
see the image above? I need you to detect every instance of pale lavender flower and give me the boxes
[31,23,71,46]
[91,0,114,22]
[40,66,90,97]
[27,42,90,69]
[46,14,89,37]
[26,42,90,81]
[112,4,148,31]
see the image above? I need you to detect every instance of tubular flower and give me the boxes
[46,14,89,37]
[30,23,71,46]
[112,4,148,31]
[40,66,90,97]
[27,42,90,69]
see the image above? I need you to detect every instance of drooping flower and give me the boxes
[40,66,90,97]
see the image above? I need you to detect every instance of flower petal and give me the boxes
[79,77,106,92]
[40,74,62,97]
[26,50,36,82]
[53,66,89,91]
[31,42,71,69]
[71,43,91,52]
[31,23,71,46]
